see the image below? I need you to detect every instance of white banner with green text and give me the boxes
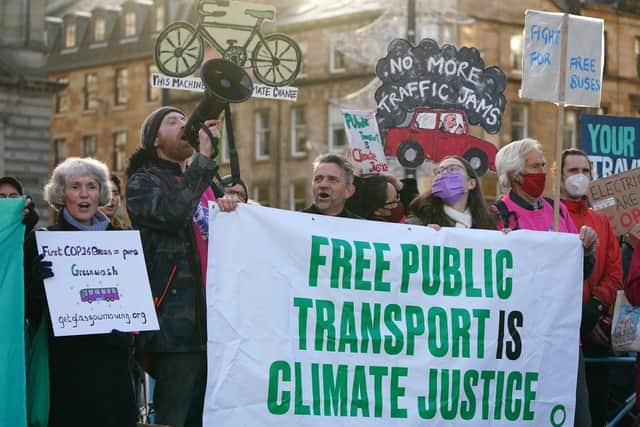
[204,203,583,427]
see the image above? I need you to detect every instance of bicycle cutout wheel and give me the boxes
[251,33,301,87]
[155,22,204,77]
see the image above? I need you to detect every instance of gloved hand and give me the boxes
[581,297,603,337]
[22,196,39,230]
[109,329,134,348]
[31,253,54,282]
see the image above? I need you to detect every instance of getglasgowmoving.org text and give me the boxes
[58,311,147,328]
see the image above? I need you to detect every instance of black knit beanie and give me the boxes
[139,107,185,150]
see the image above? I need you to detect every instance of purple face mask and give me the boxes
[431,171,465,205]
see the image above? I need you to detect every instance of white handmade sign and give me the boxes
[521,10,603,107]
[342,109,388,174]
[150,73,298,101]
[36,231,159,337]
[204,203,583,426]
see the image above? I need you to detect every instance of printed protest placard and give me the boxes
[521,10,603,107]
[580,113,640,179]
[204,204,583,426]
[150,73,298,101]
[587,168,640,236]
[342,109,388,174]
[36,231,159,337]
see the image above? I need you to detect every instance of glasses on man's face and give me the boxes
[434,164,465,176]
[383,195,400,207]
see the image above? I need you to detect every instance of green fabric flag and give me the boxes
[0,199,27,426]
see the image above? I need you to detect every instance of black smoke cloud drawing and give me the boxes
[375,38,507,135]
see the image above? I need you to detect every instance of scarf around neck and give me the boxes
[443,204,472,228]
[63,208,110,231]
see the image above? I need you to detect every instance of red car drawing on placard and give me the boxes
[383,108,498,175]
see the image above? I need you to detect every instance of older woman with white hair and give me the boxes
[492,138,597,427]
[24,157,137,427]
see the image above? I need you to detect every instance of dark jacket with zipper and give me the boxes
[126,149,218,353]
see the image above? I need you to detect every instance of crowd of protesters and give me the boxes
[4,103,640,427]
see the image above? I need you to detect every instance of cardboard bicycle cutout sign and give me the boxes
[154,0,301,88]
[375,39,507,175]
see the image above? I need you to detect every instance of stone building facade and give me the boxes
[1,0,61,223]
[47,0,640,209]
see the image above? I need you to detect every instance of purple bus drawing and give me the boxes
[80,287,120,303]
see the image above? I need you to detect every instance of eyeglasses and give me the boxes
[434,164,465,176]
[383,195,400,207]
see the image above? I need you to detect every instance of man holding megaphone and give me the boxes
[125,105,238,426]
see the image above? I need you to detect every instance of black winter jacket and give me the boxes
[24,214,137,427]
[126,149,218,352]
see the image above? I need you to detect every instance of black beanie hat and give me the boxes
[139,107,185,150]
[0,176,23,195]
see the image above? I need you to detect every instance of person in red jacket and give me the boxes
[624,224,640,425]
[560,148,623,426]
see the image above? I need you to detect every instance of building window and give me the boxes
[82,135,97,157]
[94,16,105,42]
[289,181,306,211]
[440,24,456,45]
[328,104,346,152]
[254,110,271,160]
[297,41,309,78]
[253,182,271,207]
[113,132,127,171]
[603,31,608,77]
[290,106,307,156]
[64,21,76,48]
[54,138,67,165]
[124,12,136,37]
[84,73,98,111]
[510,33,523,72]
[115,68,128,106]
[511,104,528,141]
[563,110,578,149]
[635,36,640,79]
[330,41,345,73]
[147,64,161,102]
[55,77,70,114]
[155,3,165,32]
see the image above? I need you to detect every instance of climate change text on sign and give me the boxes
[204,204,583,427]
[342,109,388,174]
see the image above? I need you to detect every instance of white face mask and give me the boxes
[564,173,590,198]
